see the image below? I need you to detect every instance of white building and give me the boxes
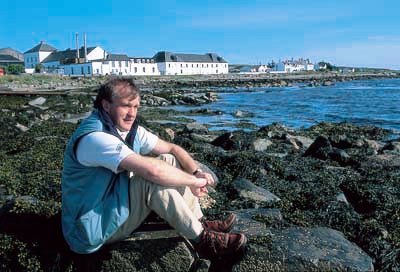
[23,43,229,76]
[23,41,57,73]
[153,51,228,75]
[275,58,315,73]
[41,46,107,75]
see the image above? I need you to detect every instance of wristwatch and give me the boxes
[192,168,203,175]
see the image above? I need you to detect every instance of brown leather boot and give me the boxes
[201,213,236,233]
[193,230,247,260]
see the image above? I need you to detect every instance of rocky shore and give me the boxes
[1,71,400,93]
[0,83,399,271]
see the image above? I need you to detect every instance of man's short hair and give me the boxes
[93,77,140,109]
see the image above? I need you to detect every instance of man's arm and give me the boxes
[150,139,215,187]
[119,152,207,189]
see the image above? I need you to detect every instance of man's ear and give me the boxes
[101,100,111,113]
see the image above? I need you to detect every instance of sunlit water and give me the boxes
[169,78,400,134]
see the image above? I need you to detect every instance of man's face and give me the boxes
[102,89,140,132]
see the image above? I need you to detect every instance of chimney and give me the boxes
[75,32,80,59]
[84,32,88,62]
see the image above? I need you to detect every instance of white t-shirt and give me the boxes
[76,126,159,173]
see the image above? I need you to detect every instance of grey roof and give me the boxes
[106,54,130,61]
[42,47,97,63]
[0,54,24,63]
[24,42,57,54]
[0,47,24,61]
[153,51,227,63]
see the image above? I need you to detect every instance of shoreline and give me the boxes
[0,71,399,93]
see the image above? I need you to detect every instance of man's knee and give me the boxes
[158,154,179,167]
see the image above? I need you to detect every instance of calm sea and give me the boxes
[171,78,400,134]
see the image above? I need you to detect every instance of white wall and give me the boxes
[87,47,106,61]
[131,62,160,75]
[159,62,228,75]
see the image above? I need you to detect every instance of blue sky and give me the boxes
[1,0,399,69]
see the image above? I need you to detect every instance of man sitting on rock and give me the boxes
[61,77,247,260]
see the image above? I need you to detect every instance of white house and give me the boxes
[153,51,228,75]
[251,65,269,73]
[23,41,229,77]
[129,57,160,76]
[41,46,106,75]
[23,41,57,73]
[275,58,315,73]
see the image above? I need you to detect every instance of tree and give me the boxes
[6,64,24,74]
[35,64,43,73]
[267,60,276,69]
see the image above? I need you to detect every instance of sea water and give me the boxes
[170,78,400,134]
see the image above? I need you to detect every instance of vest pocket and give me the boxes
[76,207,104,247]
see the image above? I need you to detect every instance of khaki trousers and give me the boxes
[107,154,204,244]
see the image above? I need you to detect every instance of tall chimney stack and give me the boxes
[84,32,88,62]
[75,32,80,60]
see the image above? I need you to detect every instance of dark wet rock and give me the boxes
[381,141,400,154]
[303,135,332,160]
[210,132,234,150]
[232,178,281,204]
[329,134,354,149]
[329,148,353,166]
[141,94,171,106]
[231,208,282,237]
[257,123,295,139]
[304,136,358,166]
[233,227,373,272]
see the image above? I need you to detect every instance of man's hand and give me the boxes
[194,170,215,187]
[190,177,208,197]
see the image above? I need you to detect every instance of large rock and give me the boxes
[184,122,209,134]
[233,227,374,272]
[232,178,281,204]
[231,208,282,237]
[252,138,273,152]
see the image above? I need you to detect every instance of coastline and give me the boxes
[0,71,399,93]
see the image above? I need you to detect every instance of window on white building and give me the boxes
[186,64,188,68]
[152,67,155,73]
[143,67,145,73]
[112,61,115,67]
[119,61,122,67]
[134,67,137,73]
[125,61,129,66]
